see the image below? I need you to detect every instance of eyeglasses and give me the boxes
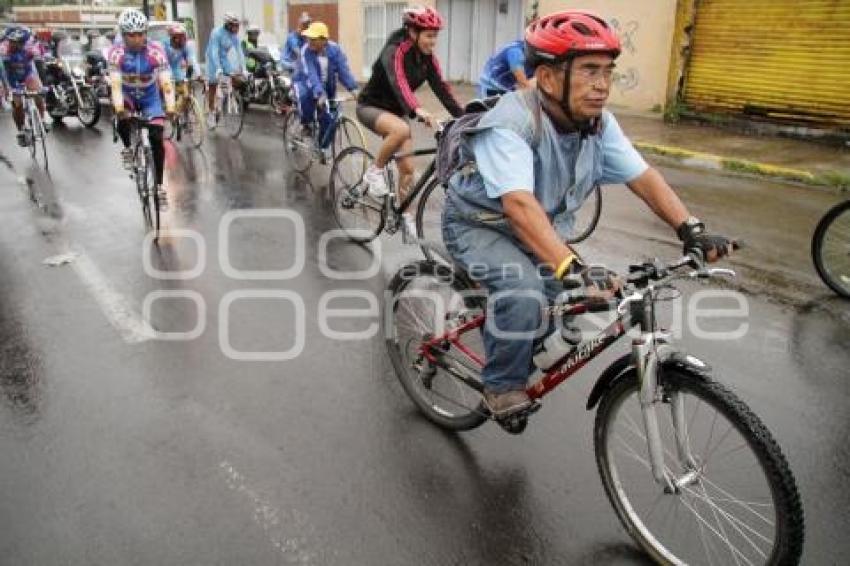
[554,63,616,84]
[574,65,615,84]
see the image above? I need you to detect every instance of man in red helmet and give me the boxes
[442,11,733,419]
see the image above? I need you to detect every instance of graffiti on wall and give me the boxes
[609,18,640,93]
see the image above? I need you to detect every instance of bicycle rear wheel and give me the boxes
[222,92,244,139]
[332,115,367,159]
[594,368,804,566]
[330,146,385,242]
[565,184,602,244]
[283,110,314,172]
[386,260,488,431]
[812,200,850,298]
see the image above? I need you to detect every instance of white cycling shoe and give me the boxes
[362,164,389,202]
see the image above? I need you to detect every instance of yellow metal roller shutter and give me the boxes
[684,0,850,129]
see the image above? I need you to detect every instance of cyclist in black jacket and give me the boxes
[357,5,462,206]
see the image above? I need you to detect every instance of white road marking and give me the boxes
[219,460,318,564]
[65,247,155,344]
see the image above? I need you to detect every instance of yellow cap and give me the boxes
[302,22,329,39]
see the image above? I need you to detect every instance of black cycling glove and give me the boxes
[677,218,732,259]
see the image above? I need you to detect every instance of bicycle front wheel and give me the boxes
[594,368,804,566]
[812,200,850,298]
[283,110,314,172]
[134,144,154,232]
[332,115,367,159]
[415,177,446,260]
[222,92,244,139]
[330,146,385,242]
[386,260,488,431]
[565,184,602,244]
[186,96,206,148]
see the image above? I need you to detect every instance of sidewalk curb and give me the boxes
[633,141,849,190]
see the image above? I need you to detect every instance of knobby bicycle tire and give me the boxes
[594,368,804,565]
[812,200,850,298]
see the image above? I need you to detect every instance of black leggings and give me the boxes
[117,120,165,186]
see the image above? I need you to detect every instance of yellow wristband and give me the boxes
[554,254,576,279]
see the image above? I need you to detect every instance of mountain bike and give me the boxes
[812,199,850,298]
[18,90,49,170]
[385,246,803,565]
[165,78,206,148]
[283,94,365,172]
[114,114,160,241]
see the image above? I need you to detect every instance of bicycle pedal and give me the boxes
[494,401,541,435]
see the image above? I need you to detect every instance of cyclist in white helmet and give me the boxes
[205,12,246,128]
[109,8,175,210]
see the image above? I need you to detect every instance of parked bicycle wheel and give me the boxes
[812,200,850,298]
[329,146,385,242]
[565,184,602,244]
[283,110,314,172]
[594,368,804,566]
[221,91,244,139]
[332,115,366,159]
[386,260,488,431]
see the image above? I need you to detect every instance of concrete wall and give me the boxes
[537,0,677,111]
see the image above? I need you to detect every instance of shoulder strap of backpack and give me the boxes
[520,87,543,150]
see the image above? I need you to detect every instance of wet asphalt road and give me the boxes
[0,108,848,565]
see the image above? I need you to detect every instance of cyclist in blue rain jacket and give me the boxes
[478,39,534,97]
[205,12,246,128]
[164,23,196,82]
[281,12,310,72]
[292,21,358,149]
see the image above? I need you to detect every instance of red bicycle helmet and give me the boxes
[402,5,444,31]
[525,10,620,65]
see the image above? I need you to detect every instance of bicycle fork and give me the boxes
[633,333,699,493]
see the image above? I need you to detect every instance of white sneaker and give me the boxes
[362,164,389,200]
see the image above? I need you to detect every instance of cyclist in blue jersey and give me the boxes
[205,12,246,128]
[109,8,175,210]
[281,12,311,72]
[1,25,49,145]
[164,23,196,82]
[292,21,358,149]
[478,39,534,97]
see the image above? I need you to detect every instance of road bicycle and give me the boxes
[812,199,850,298]
[165,78,206,148]
[17,90,49,170]
[210,74,244,139]
[283,95,365,172]
[385,246,803,565]
[330,134,601,250]
[114,114,161,241]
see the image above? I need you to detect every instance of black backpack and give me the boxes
[435,88,543,186]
